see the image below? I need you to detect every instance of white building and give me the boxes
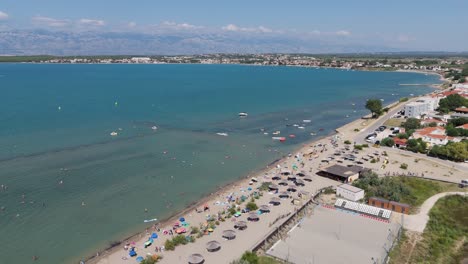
[336,184,364,202]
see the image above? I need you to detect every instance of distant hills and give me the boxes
[0,29,404,56]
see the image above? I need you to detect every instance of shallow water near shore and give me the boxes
[0,64,439,263]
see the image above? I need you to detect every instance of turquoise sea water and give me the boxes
[0,64,439,263]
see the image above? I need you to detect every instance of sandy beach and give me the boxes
[89,95,467,264]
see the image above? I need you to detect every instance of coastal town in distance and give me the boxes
[1,2,468,264]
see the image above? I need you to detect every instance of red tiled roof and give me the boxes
[393,138,407,145]
[457,124,468,129]
[421,118,446,124]
[455,107,468,113]
[414,126,445,136]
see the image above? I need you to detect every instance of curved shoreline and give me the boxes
[82,73,444,264]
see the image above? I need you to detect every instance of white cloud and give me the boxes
[222,24,274,33]
[161,21,201,30]
[79,18,105,27]
[335,30,351,36]
[32,16,70,27]
[0,11,9,21]
[127,21,137,28]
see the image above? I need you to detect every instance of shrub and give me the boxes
[370,159,377,163]
[399,97,409,102]
[344,140,352,145]
[240,251,259,264]
[246,201,258,211]
[190,226,199,234]
[258,182,271,191]
[362,144,369,148]
[354,128,360,132]
[354,145,363,150]
[400,163,408,170]
[173,235,188,246]
[164,239,175,251]
[228,207,236,215]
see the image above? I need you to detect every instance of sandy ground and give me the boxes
[93,101,468,264]
[266,205,399,264]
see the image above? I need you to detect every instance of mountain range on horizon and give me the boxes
[0,29,407,56]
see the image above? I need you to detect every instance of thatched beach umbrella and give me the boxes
[222,229,237,240]
[188,253,205,264]
[287,175,296,181]
[296,171,306,177]
[304,176,313,182]
[268,184,279,191]
[269,197,281,206]
[279,192,290,198]
[287,185,297,192]
[206,240,221,252]
[234,221,247,230]
[280,169,292,175]
[247,212,260,222]
[278,180,288,186]
[259,205,270,213]
[295,179,305,186]
[272,175,281,180]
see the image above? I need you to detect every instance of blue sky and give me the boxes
[1,0,467,51]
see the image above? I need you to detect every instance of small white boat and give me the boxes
[272,131,281,135]
[263,132,269,135]
[298,126,305,129]
[293,124,299,127]
[310,132,317,136]
[110,131,118,136]
[216,132,229,136]
[272,137,286,141]
[303,120,311,123]
[151,126,158,130]
[238,112,248,117]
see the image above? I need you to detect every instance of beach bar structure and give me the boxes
[234,220,247,230]
[188,253,205,264]
[222,230,237,240]
[317,164,369,183]
[206,240,221,252]
[368,197,410,214]
[336,184,364,202]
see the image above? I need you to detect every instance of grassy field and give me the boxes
[353,174,461,212]
[389,195,468,264]
[383,118,405,127]
[396,177,461,209]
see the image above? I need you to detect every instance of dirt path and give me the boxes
[403,192,467,233]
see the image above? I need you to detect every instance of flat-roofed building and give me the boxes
[336,184,364,201]
[317,164,369,183]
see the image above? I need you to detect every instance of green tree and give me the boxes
[427,122,437,127]
[446,125,460,137]
[365,99,383,117]
[380,137,395,147]
[448,117,468,127]
[402,118,421,130]
[437,94,468,113]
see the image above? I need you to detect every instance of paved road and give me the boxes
[403,192,467,232]
[355,100,411,145]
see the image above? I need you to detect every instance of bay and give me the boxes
[0,64,439,263]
